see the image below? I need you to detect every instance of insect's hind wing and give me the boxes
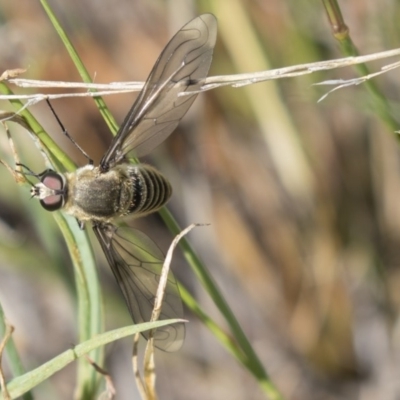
[93,223,185,352]
[100,14,217,169]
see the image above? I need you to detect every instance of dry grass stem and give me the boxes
[0,323,15,400]
[1,47,399,103]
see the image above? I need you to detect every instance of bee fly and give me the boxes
[24,14,217,352]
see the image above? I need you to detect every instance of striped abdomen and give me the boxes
[127,164,172,216]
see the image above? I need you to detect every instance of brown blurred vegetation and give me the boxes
[1,0,400,399]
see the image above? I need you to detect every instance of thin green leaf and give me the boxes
[0,303,33,400]
[0,81,104,398]
[160,208,274,391]
[40,0,119,136]
[53,213,103,396]
[0,320,182,400]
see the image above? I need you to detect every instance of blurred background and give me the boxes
[1,0,400,399]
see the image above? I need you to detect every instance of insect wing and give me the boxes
[93,223,185,352]
[100,13,217,169]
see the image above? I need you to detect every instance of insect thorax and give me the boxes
[63,164,172,222]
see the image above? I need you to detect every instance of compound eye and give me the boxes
[39,171,65,211]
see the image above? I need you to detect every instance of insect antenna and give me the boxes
[15,162,38,176]
[45,98,93,165]
[14,163,38,187]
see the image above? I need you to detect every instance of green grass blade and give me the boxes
[0,81,104,398]
[0,303,33,400]
[40,0,119,135]
[53,213,103,398]
[160,209,275,391]
[322,0,399,136]
[0,320,181,400]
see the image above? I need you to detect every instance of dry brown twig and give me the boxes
[0,323,15,400]
[0,116,28,185]
[84,354,116,400]
[0,68,27,82]
[133,223,207,400]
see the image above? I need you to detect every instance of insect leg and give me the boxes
[45,98,94,165]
